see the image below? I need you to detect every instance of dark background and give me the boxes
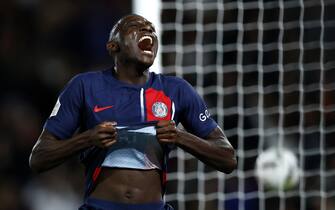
[0,1,131,209]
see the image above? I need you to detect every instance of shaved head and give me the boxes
[108,14,147,42]
[106,14,158,69]
[106,14,156,59]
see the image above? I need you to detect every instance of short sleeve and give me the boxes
[179,80,218,138]
[43,75,84,139]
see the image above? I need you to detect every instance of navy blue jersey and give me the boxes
[43,68,218,198]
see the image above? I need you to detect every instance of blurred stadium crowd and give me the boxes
[0,1,131,209]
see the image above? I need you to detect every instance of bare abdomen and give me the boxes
[90,167,162,203]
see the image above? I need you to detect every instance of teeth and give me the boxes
[139,35,153,44]
[143,50,153,55]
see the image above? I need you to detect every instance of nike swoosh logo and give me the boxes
[93,105,113,113]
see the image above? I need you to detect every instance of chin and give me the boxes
[139,61,154,70]
[132,59,152,71]
[137,56,155,69]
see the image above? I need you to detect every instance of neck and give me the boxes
[113,62,150,85]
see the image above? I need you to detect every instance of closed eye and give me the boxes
[149,25,156,32]
[125,24,137,31]
[124,20,156,32]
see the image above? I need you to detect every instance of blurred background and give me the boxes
[1,0,335,210]
[0,1,131,209]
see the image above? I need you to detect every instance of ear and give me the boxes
[106,40,120,55]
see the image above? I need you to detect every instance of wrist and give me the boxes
[75,130,94,148]
[175,128,187,146]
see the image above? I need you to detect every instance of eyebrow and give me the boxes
[123,19,154,29]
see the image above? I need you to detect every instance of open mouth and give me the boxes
[138,35,154,55]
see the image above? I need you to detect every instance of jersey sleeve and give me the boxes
[43,75,84,139]
[179,80,218,139]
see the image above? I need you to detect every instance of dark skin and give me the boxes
[29,14,237,204]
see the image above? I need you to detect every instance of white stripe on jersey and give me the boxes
[171,101,175,120]
[50,98,61,117]
[140,88,145,122]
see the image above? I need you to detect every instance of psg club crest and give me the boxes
[152,102,168,118]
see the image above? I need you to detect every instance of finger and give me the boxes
[101,121,117,128]
[98,133,116,140]
[169,123,177,130]
[156,128,169,135]
[157,133,176,139]
[156,120,171,127]
[158,138,175,143]
[156,125,177,134]
[99,126,117,134]
[103,140,117,147]
[155,127,166,134]
[169,120,176,126]
[101,138,116,144]
[157,120,176,129]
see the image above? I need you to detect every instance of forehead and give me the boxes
[110,15,153,41]
[119,15,153,28]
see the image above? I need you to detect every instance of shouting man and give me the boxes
[29,14,237,210]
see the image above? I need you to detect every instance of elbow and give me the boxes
[217,148,238,174]
[29,154,40,173]
[29,152,46,174]
[219,157,237,174]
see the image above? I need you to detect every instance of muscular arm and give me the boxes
[156,121,237,174]
[29,122,117,173]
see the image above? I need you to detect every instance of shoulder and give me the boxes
[65,69,108,91]
[57,70,110,100]
[152,72,192,90]
[70,70,105,83]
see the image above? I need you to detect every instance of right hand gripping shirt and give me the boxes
[43,69,218,196]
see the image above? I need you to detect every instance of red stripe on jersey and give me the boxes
[162,171,167,184]
[92,167,102,182]
[145,88,172,121]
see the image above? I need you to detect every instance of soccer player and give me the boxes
[29,14,237,210]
